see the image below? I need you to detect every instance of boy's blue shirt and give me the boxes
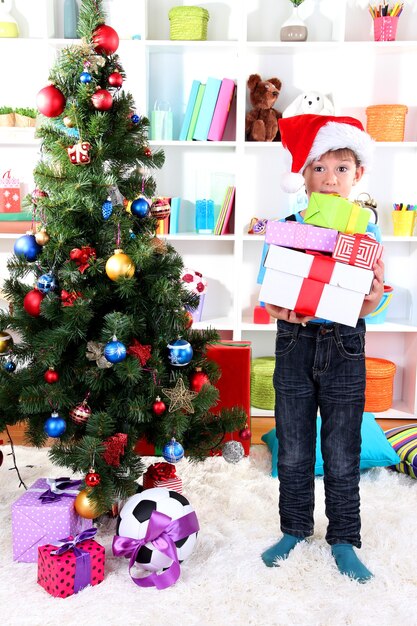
[256,211,382,325]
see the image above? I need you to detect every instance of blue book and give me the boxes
[192,77,222,141]
[169,197,181,234]
[179,80,201,141]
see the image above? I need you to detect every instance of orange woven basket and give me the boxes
[364,357,396,412]
[365,104,408,141]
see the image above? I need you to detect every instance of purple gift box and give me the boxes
[186,294,205,322]
[265,220,338,253]
[11,478,93,563]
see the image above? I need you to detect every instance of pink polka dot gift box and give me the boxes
[265,219,338,253]
[11,478,93,563]
[37,528,105,598]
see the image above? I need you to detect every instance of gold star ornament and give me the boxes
[162,377,198,413]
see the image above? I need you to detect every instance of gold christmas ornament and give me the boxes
[162,377,198,413]
[105,248,135,281]
[150,236,168,254]
[0,330,13,356]
[35,228,50,246]
[74,488,102,519]
[63,116,74,128]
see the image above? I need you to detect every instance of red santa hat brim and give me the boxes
[279,114,375,193]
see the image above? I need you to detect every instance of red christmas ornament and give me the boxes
[85,468,101,487]
[69,245,96,273]
[61,289,83,307]
[152,396,166,416]
[69,400,92,425]
[127,339,152,366]
[91,89,113,111]
[23,288,45,317]
[102,433,128,466]
[31,187,48,205]
[108,71,123,88]
[239,425,252,441]
[144,147,152,158]
[36,85,66,118]
[93,24,120,55]
[44,367,59,384]
[190,368,210,392]
[184,310,193,329]
[67,141,91,165]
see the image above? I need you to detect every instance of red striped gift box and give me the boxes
[332,233,383,270]
[142,462,183,493]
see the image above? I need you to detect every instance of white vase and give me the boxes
[0,0,19,38]
[280,6,308,42]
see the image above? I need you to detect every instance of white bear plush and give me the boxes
[282,91,335,118]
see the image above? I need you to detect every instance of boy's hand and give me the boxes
[265,303,314,325]
[360,258,385,317]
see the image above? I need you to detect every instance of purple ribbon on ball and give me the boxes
[39,477,82,503]
[112,509,199,590]
[51,527,98,593]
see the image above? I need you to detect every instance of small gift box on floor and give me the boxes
[38,528,105,598]
[0,170,21,213]
[181,267,207,322]
[11,477,93,562]
[143,462,183,493]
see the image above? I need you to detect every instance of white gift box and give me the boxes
[259,245,374,327]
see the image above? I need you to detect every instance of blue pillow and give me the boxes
[261,412,400,477]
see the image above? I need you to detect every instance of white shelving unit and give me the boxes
[1,0,417,421]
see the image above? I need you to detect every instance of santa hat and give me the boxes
[278,114,374,193]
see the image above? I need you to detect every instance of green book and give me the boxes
[186,83,206,141]
[0,211,33,221]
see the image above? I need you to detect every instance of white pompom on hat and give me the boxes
[278,114,375,193]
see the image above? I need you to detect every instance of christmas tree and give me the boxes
[0,0,246,516]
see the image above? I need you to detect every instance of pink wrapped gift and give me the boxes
[143,462,183,494]
[12,477,93,562]
[332,233,383,270]
[0,170,21,213]
[38,528,105,598]
[265,220,338,253]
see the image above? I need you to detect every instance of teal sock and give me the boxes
[331,544,373,583]
[261,533,304,567]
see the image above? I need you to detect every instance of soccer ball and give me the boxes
[115,487,198,572]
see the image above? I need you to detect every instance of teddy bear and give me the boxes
[282,90,335,118]
[245,74,282,142]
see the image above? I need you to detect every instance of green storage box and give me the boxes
[251,357,275,410]
[168,6,209,41]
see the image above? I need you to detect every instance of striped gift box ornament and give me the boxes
[332,233,383,270]
[143,462,183,494]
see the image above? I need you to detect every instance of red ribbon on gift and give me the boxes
[295,254,336,317]
[69,246,96,274]
[146,462,177,482]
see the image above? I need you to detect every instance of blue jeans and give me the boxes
[273,319,366,548]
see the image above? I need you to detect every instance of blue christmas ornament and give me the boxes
[44,411,67,438]
[104,336,127,363]
[102,197,113,220]
[14,234,42,262]
[129,229,136,239]
[4,360,16,373]
[131,114,140,124]
[37,273,57,294]
[131,195,150,218]
[80,71,92,83]
[167,338,193,367]
[162,438,184,463]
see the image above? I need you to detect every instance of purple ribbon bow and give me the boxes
[112,510,199,590]
[39,477,82,503]
[51,527,98,593]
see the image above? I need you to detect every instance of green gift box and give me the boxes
[304,193,370,235]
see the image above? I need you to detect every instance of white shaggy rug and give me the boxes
[1,445,416,626]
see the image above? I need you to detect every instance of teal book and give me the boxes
[186,84,205,141]
[179,80,201,141]
[193,77,222,141]
[169,197,181,234]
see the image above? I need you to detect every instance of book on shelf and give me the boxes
[192,76,222,141]
[0,211,33,221]
[214,186,235,235]
[186,83,206,141]
[155,214,170,236]
[207,78,236,141]
[169,197,181,234]
[179,80,201,141]
[0,221,37,234]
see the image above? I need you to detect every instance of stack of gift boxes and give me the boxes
[259,192,383,327]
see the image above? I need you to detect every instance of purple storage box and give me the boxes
[187,294,205,322]
[11,478,93,563]
[265,220,338,253]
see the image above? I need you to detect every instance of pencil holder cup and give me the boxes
[373,16,399,41]
[392,210,416,236]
